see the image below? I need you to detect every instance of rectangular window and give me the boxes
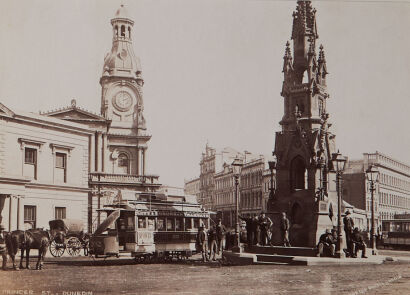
[25,148,36,164]
[166,218,174,231]
[55,207,66,219]
[55,152,67,183]
[24,205,36,229]
[157,217,165,231]
[55,152,66,168]
[138,217,147,229]
[24,148,37,179]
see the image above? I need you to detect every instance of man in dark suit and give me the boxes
[259,212,272,246]
[343,210,354,257]
[280,212,291,247]
[196,225,209,262]
[317,229,336,257]
[352,227,367,258]
[215,219,226,255]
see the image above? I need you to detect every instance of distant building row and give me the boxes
[185,146,410,231]
[184,144,275,227]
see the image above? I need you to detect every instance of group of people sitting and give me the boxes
[317,227,367,258]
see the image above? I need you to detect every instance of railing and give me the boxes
[89,172,160,185]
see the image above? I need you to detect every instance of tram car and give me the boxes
[381,218,410,249]
[89,192,212,261]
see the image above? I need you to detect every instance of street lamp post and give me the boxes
[366,165,379,255]
[331,151,347,258]
[232,158,243,253]
[268,160,276,201]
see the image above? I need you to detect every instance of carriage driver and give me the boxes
[0,224,7,270]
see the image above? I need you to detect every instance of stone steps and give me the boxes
[246,245,318,257]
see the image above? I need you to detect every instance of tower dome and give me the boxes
[101,5,142,80]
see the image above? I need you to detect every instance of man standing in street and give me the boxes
[196,224,209,262]
[259,212,272,246]
[215,219,226,255]
[0,225,7,270]
[343,210,354,257]
[239,215,254,247]
[280,212,291,247]
[208,226,218,261]
[252,215,261,246]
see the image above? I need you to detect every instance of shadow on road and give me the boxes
[43,257,224,268]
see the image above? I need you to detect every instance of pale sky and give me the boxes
[1,0,410,187]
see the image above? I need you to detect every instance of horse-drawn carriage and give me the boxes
[49,219,89,257]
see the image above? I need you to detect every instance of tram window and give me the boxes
[193,218,200,229]
[157,217,165,231]
[127,216,134,230]
[167,218,174,231]
[185,218,192,230]
[175,218,183,231]
[138,217,147,229]
[147,218,155,230]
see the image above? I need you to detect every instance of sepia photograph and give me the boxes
[1,0,410,294]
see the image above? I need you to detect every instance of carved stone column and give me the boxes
[96,132,103,172]
[90,133,95,172]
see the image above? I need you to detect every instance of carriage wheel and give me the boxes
[67,237,82,256]
[49,240,65,257]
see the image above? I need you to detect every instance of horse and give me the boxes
[5,229,50,270]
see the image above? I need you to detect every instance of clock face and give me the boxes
[113,91,133,111]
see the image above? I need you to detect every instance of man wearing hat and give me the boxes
[351,227,367,258]
[259,212,272,246]
[196,223,209,262]
[215,219,226,255]
[0,224,7,270]
[317,228,336,257]
[343,210,354,257]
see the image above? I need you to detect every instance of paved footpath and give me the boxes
[1,252,410,295]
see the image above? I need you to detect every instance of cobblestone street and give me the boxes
[1,253,410,295]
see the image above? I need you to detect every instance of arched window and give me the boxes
[118,153,129,174]
[114,25,118,37]
[290,156,307,190]
[128,27,131,38]
[121,25,125,37]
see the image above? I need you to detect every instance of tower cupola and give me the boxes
[101,4,143,84]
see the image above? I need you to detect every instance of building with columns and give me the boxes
[343,152,410,232]
[0,103,91,231]
[0,5,161,232]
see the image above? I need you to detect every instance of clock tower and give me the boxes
[100,5,150,176]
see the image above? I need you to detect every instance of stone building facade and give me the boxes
[184,177,200,201]
[343,152,410,230]
[0,104,91,231]
[240,158,265,216]
[0,5,161,232]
